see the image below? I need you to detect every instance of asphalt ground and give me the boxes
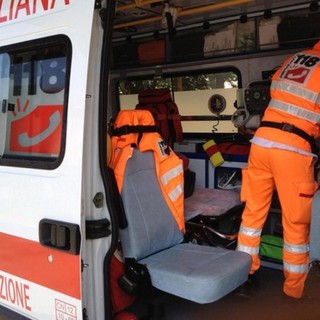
[1,265,320,320]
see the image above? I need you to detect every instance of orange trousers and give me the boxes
[237,144,318,298]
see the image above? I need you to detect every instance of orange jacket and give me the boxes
[109,110,185,232]
[255,40,320,152]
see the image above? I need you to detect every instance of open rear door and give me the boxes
[0,2,97,319]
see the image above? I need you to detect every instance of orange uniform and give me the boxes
[237,41,320,298]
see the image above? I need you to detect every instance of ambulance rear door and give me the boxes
[0,1,97,319]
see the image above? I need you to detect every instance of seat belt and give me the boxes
[112,125,158,136]
[260,121,318,154]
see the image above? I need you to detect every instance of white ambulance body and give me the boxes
[0,1,113,319]
[0,0,318,319]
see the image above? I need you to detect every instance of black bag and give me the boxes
[112,43,139,67]
[176,151,196,199]
[171,32,205,62]
[278,14,320,48]
[184,169,196,199]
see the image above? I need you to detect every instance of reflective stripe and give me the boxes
[239,225,262,238]
[161,164,183,186]
[283,262,309,274]
[168,183,183,202]
[271,81,319,105]
[251,136,316,157]
[237,244,260,255]
[284,242,309,254]
[269,99,320,123]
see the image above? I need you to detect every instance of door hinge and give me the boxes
[86,218,111,239]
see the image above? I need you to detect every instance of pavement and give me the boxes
[1,264,320,320]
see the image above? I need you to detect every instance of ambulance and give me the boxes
[0,0,319,319]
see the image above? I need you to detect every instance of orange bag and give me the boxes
[138,40,165,65]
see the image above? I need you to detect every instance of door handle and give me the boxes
[39,219,81,255]
[1,99,7,113]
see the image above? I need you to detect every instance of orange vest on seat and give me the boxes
[256,40,320,151]
[109,110,185,232]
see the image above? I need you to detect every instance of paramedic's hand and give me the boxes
[238,126,255,136]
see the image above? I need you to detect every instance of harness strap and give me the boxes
[112,125,158,137]
[260,121,317,154]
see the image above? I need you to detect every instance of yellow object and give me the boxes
[203,140,224,167]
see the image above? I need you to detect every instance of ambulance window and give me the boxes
[0,53,10,157]
[117,68,240,134]
[0,35,71,169]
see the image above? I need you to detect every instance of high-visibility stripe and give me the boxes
[271,81,319,105]
[237,244,260,255]
[269,99,320,123]
[251,136,316,157]
[239,225,262,238]
[284,242,309,254]
[161,164,183,186]
[0,232,81,299]
[169,183,183,201]
[283,262,309,274]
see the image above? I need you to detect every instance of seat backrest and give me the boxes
[120,149,184,260]
[310,189,320,262]
[109,110,185,232]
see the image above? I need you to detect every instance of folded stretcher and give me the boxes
[185,188,244,248]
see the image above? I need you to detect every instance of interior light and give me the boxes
[203,22,210,30]
[310,1,319,12]
[240,14,248,23]
[263,9,272,19]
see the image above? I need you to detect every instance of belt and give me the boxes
[260,121,317,154]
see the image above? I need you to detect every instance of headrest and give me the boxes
[110,110,157,150]
[114,110,155,129]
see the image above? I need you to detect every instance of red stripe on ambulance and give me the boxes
[0,232,81,299]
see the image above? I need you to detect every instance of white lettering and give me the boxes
[0,274,31,311]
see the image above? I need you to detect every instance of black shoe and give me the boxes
[235,280,252,298]
[247,273,260,290]
[234,274,260,298]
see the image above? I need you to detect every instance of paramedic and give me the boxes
[237,40,320,299]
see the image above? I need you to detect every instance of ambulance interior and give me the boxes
[107,1,320,319]
[1,2,320,320]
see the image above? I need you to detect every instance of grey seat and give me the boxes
[119,148,251,305]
